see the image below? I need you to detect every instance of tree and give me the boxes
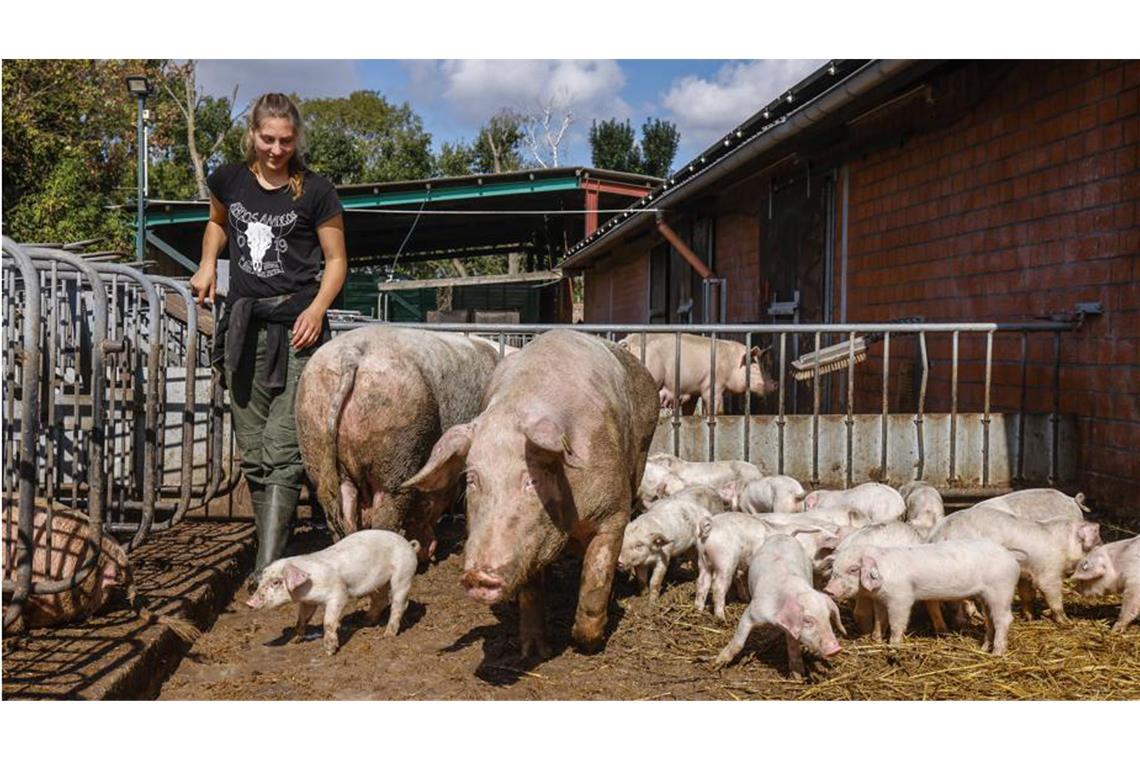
[306,126,365,185]
[588,118,642,174]
[519,93,574,168]
[434,110,525,178]
[587,116,680,178]
[300,91,434,183]
[2,59,171,248]
[473,110,524,173]
[434,140,476,177]
[640,117,681,178]
[159,60,249,199]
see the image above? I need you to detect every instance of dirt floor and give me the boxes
[158,515,1140,701]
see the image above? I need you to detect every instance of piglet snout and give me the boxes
[821,639,842,658]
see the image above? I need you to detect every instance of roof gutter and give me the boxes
[562,59,920,270]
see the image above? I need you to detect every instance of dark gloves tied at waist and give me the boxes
[210,282,330,390]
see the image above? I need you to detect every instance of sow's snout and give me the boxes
[461,568,506,603]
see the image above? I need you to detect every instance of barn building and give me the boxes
[561,60,1138,514]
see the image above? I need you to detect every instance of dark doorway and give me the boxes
[760,168,837,413]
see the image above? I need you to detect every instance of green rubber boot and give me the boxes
[252,484,299,583]
[246,486,266,592]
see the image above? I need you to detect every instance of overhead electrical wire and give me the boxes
[385,191,430,278]
[346,207,662,216]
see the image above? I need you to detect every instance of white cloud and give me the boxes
[194,60,363,109]
[411,59,629,124]
[662,59,825,151]
[406,60,632,165]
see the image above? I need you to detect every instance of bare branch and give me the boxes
[208,84,248,155]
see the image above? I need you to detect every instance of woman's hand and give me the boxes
[291,304,325,349]
[189,265,217,306]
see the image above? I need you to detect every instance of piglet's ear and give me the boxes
[1070,560,1104,581]
[718,481,739,504]
[650,533,669,549]
[860,554,882,591]
[283,563,310,593]
[818,530,842,551]
[522,413,585,469]
[401,422,474,493]
[1078,523,1101,548]
[824,594,848,636]
[773,596,803,638]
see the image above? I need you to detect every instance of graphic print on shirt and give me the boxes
[229,202,297,278]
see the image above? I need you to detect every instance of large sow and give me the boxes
[402,329,660,658]
[295,326,504,557]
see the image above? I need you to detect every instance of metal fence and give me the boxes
[332,319,1079,498]
[2,237,235,631]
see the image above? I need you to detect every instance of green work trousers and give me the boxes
[227,320,313,493]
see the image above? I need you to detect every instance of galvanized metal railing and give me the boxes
[2,237,233,632]
[333,319,1080,496]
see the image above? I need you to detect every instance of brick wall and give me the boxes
[716,174,766,322]
[582,245,649,324]
[840,60,1140,512]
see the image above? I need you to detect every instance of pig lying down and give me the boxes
[401,329,660,659]
[844,540,1022,655]
[618,492,712,602]
[2,505,199,643]
[637,452,762,504]
[1070,536,1140,632]
[718,475,806,514]
[246,529,419,655]
[713,535,845,678]
[803,482,906,524]
[646,485,729,516]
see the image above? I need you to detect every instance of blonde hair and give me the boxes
[242,93,307,200]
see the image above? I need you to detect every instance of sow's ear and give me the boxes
[740,345,770,366]
[521,413,585,469]
[401,422,474,493]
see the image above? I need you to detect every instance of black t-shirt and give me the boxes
[206,163,343,300]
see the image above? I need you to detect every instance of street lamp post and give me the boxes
[126,75,154,263]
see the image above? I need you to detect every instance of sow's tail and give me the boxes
[319,347,364,537]
[1074,493,1090,513]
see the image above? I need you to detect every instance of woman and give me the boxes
[190,93,347,588]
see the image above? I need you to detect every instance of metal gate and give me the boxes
[349,320,1079,499]
[2,238,237,631]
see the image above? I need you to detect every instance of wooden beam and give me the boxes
[581,178,657,198]
[377,270,563,292]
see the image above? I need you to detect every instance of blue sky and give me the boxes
[195,59,824,174]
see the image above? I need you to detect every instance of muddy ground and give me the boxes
[159,515,1140,701]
